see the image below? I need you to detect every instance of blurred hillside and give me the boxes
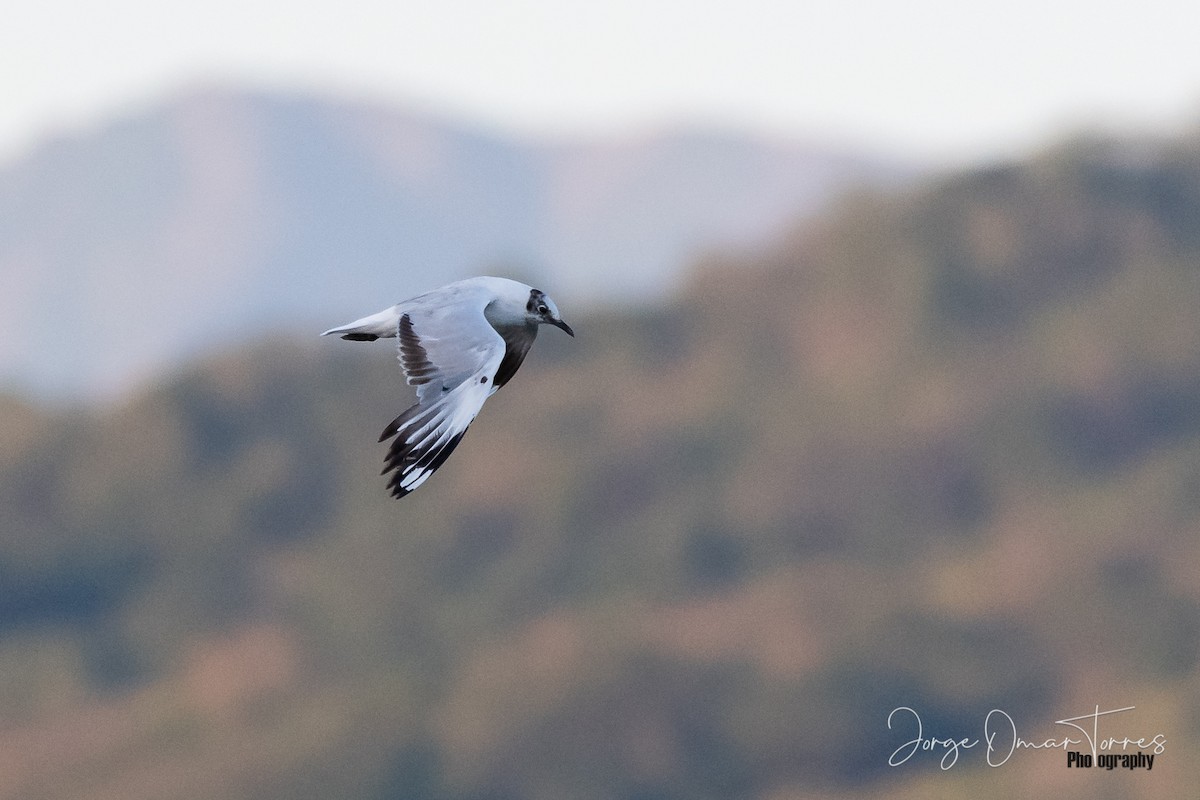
[1,132,1199,799]
[0,86,912,399]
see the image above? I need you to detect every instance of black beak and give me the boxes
[551,318,575,337]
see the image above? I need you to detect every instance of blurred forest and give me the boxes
[1,132,1199,799]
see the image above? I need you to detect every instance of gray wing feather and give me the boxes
[395,296,504,400]
[378,294,506,497]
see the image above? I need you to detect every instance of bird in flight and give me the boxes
[323,276,574,498]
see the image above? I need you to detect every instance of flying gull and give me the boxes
[322,276,574,498]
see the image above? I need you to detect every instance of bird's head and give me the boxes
[527,289,574,336]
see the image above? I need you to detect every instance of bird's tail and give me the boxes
[320,307,400,341]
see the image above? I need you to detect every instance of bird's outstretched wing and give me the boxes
[378,301,505,498]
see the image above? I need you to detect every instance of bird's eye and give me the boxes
[537,304,549,315]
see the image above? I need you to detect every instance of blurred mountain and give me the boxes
[1,130,1198,799]
[0,86,915,399]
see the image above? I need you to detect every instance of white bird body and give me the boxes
[323,277,574,498]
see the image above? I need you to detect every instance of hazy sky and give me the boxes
[5,0,1200,163]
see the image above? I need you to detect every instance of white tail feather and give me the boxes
[321,306,400,338]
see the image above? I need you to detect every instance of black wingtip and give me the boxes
[378,402,426,443]
[380,425,469,500]
[342,333,380,341]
